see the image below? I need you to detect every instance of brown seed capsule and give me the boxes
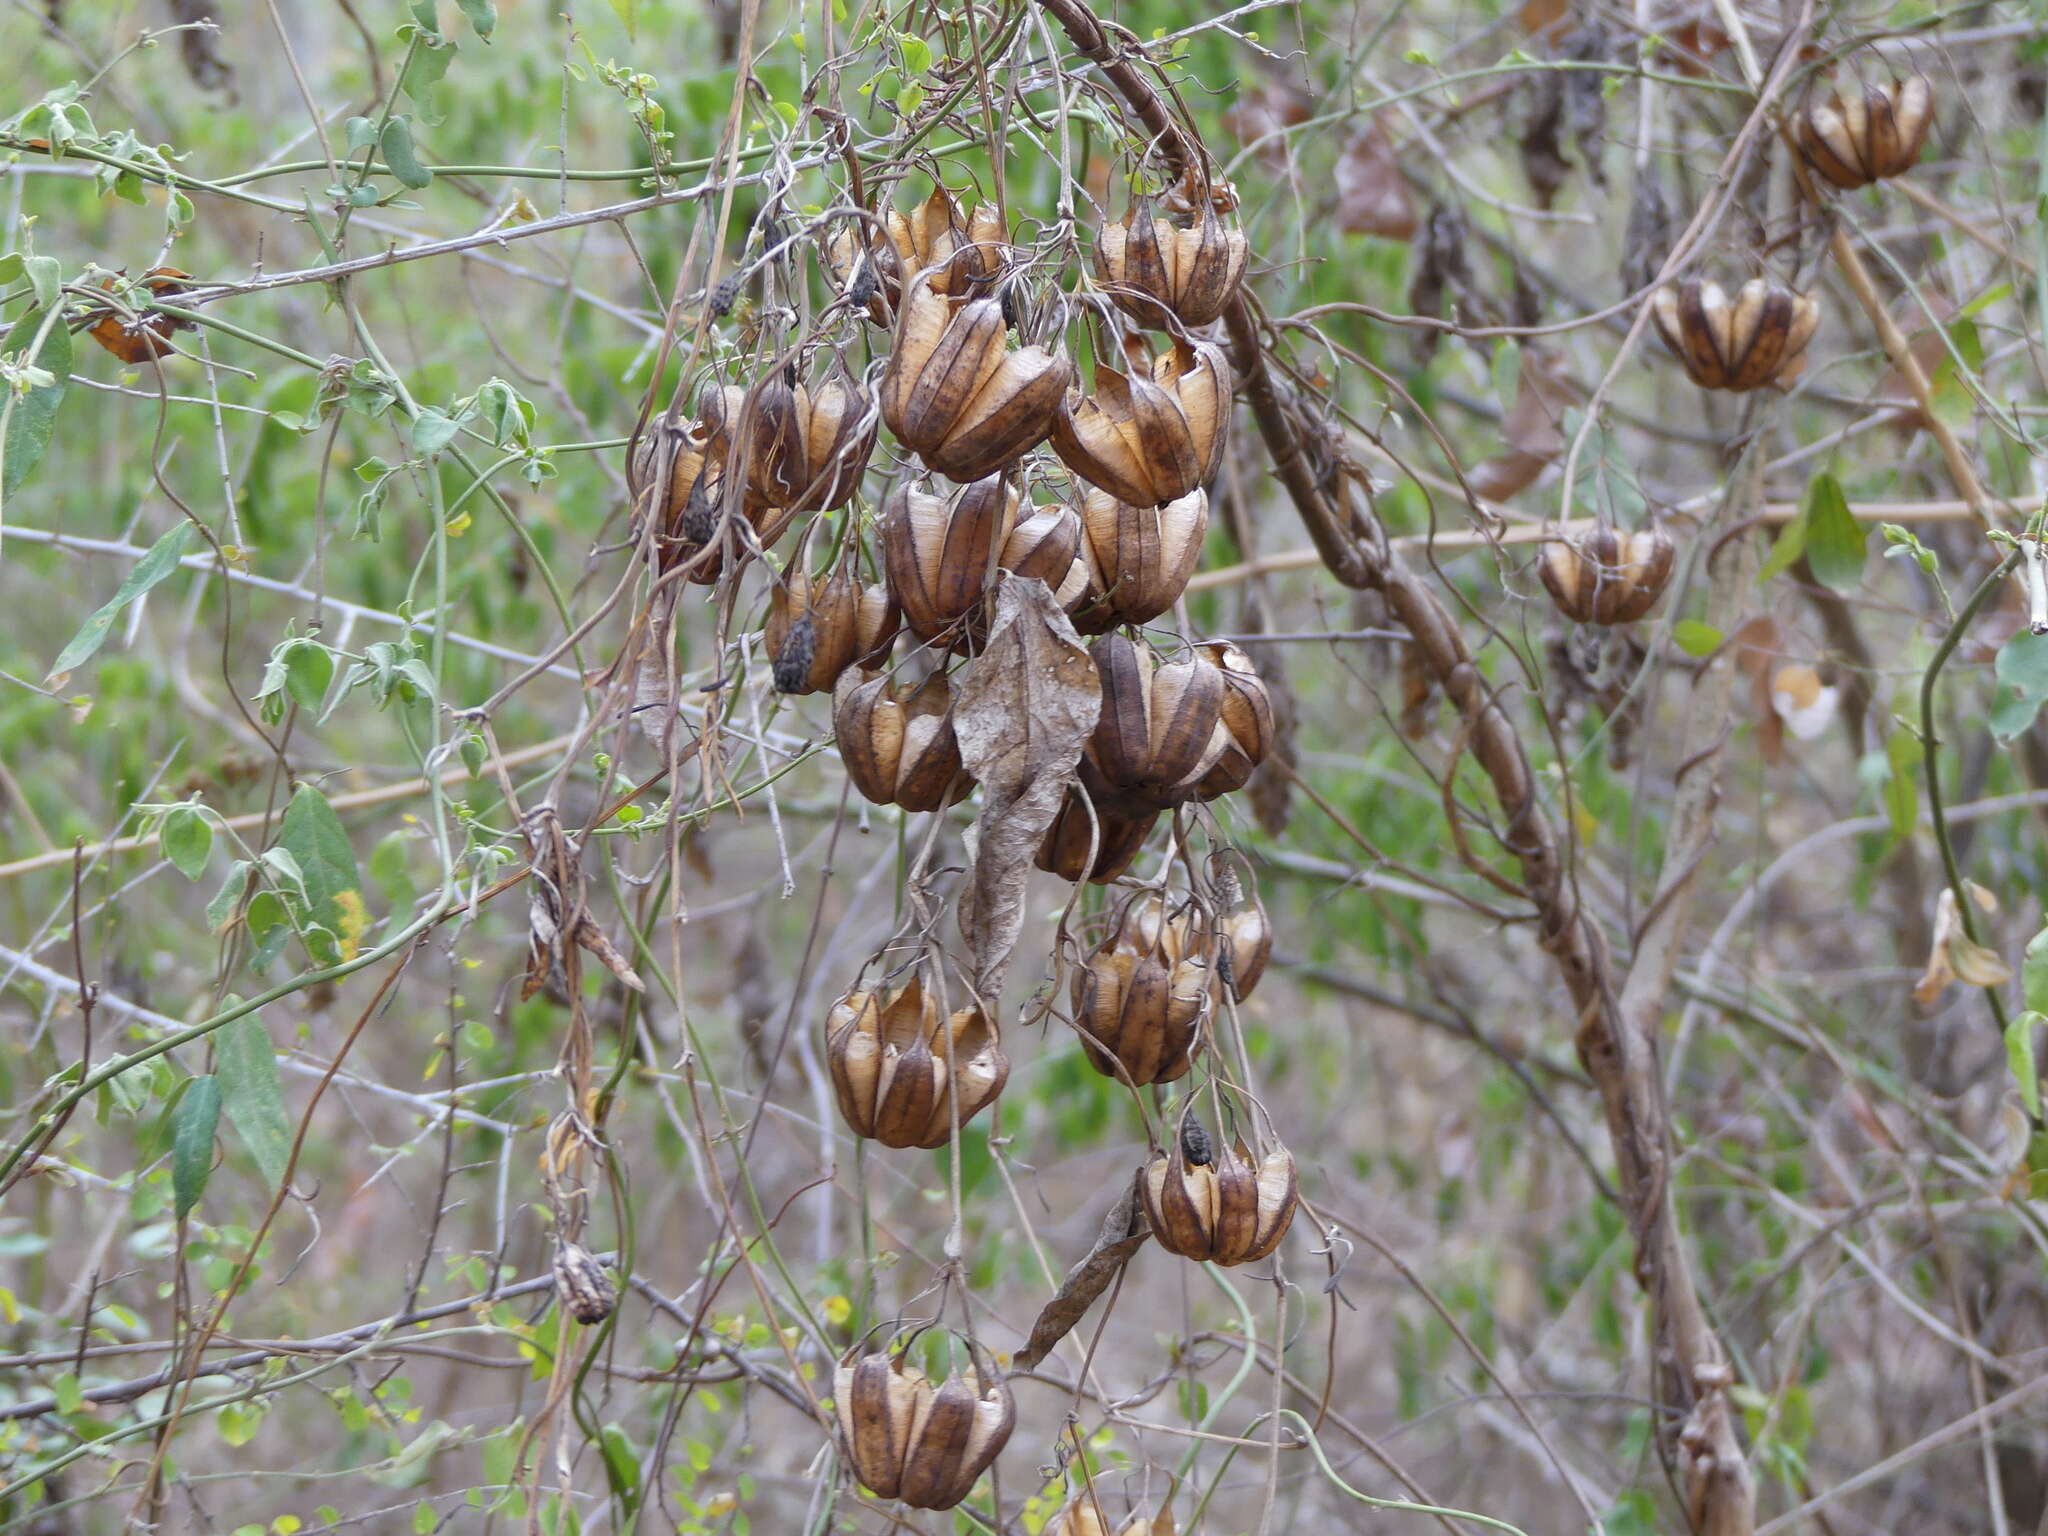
[1047,1496,1179,1536]
[1072,487,1210,634]
[1797,75,1934,190]
[1051,339,1232,509]
[825,186,1011,323]
[1650,278,1821,392]
[882,478,1087,649]
[766,564,899,694]
[1139,1118,1298,1265]
[1214,899,1273,1003]
[834,1339,1015,1509]
[825,976,1009,1149]
[833,668,973,812]
[1538,526,1676,625]
[700,372,877,514]
[882,278,1072,482]
[1191,642,1275,801]
[1072,898,1213,1086]
[1035,785,1160,884]
[1084,634,1229,812]
[552,1241,617,1325]
[1095,192,1249,328]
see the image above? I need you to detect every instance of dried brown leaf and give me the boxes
[1012,1176,1150,1371]
[1333,121,1417,241]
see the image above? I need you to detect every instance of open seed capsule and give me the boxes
[1650,278,1820,392]
[1050,339,1231,508]
[1537,526,1676,626]
[833,669,973,811]
[882,477,1087,650]
[765,563,898,694]
[1095,192,1248,328]
[1797,75,1934,190]
[1140,1116,1298,1266]
[834,1336,1014,1509]
[825,977,1008,1149]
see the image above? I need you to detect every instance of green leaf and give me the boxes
[410,405,468,456]
[1993,631,2048,742]
[172,1074,221,1218]
[24,255,58,311]
[381,116,434,190]
[53,1373,82,1414]
[1,307,71,498]
[1757,505,1808,585]
[413,1502,437,1535]
[1803,473,1866,591]
[284,640,335,713]
[278,785,368,964]
[48,521,192,682]
[161,805,214,881]
[207,860,251,931]
[217,1015,293,1193]
[2024,927,2048,1017]
[456,0,496,36]
[897,32,933,73]
[1671,620,1722,658]
[398,33,458,126]
[2008,1011,2042,1121]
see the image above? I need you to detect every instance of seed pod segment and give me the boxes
[1650,278,1820,392]
[1140,1121,1298,1265]
[1073,487,1210,634]
[1036,785,1161,884]
[1050,339,1232,508]
[882,478,1085,649]
[766,564,899,694]
[833,668,973,811]
[1096,192,1249,328]
[834,1341,1015,1509]
[825,976,1009,1149]
[1797,75,1934,190]
[883,278,1072,483]
[1047,1495,1179,1536]
[1537,526,1676,626]
[1191,641,1275,800]
[1084,634,1229,811]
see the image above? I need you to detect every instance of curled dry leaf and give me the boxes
[1914,886,2013,1005]
[1011,1175,1149,1370]
[520,806,645,1000]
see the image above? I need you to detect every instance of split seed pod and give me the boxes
[1214,898,1273,1003]
[1082,634,1229,812]
[883,278,1072,482]
[1140,1116,1298,1266]
[1651,278,1820,392]
[1537,526,1676,626]
[1047,1496,1179,1536]
[825,976,1008,1149]
[826,186,1009,322]
[1190,642,1275,801]
[1797,75,1934,190]
[833,668,973,812]
[1051,339,1232,508]
[883,477,1087,649]
[700,371,877,514]
[1072,487,1209,634]
[552,1241,618,1325]
[766,563,899,694]
[1036,785,1160,884]
[1095,192,1249,328]
[834,1338,1014,1509]
[1073,897,1213,1085]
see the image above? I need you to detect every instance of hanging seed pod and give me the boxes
[1050,339,1232,509]
[1650,278,1820,392]
[1095,191,1249,328]
[1139,1116,1297,1265]
[1190,642,1275,801]
[1214,898,1273,1003]
[766,564,899,694]
[1036,785,1160,884]
[1072,487,1209,634]
[628,415,712,531]
[833,668,973,812]
[1537,526,1676,625]
[699,372,876,514]
[1797,75,1934,190]
[552,1241,618,1325]
[1083,634,1229,812]
[883,277,1072,482]
[824,976,1009,1149]
[834,1337,1015,1509]
[882,478,1087,649]
[1047,1496,1179,1536]
[826,186,1011,324]
[1072,898,1213,1085]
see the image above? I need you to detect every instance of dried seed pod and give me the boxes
[1797,75,1934,190]
[1650,278,1820,392]
[1214,899,1272,1003]
[826,186,1011,324]
[1095,192,1249,328]
[882,478,1086,649]
[1072,487,1209,634]
[1084,634,1229,812]
[1140,1119,1297,1265]
[552,1241,617,1325]
[825,976,1009,1149]
[1050,339,1232,508]
[699,372,876,513]
[834,1338,1015,1509]
[1072,900,1213,1085]
[1036,785,1160,884]
[833,668,973,812]
[1047,1496,1179,1536]
[882,278,1072,482]
[1537,526,1676,625]
[766,564,899,694]
[1191,642,1275,801]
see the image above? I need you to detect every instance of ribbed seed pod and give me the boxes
[1191,642,1275,801]
[1072,897,1212,1085]
[1046,1496,1179,1536]
[766,564,899,694]
[833,668,972,812]
[824,977,1008,1149]
[1538,526,1676,625]
[834,1339,1014,1509]
[1797,75,1934,190]
[1072,487,1209,634]
[882,478,1087,649]
[1214,900,1273,1003]
[825,186,1010,323]
[1650,278,1820,392]
[1051,340,1232,508]
[627,415,713,533]
[1036,786,1160,885]
[1083,634,1229,812]
[882,278,1072,482]
[1095,192,1249,327]
[1140,1117,1298,1265]
[552,1241,617,1325]
[698,373,876,514]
